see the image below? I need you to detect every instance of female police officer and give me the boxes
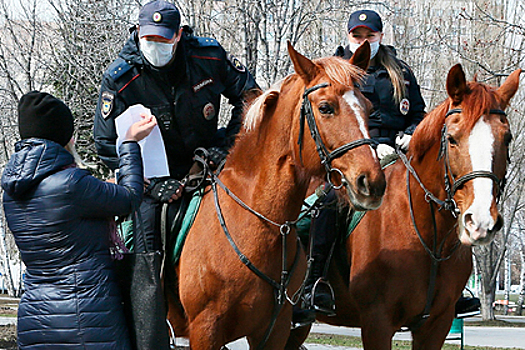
[293,9,427,328]
[336,9,426,158]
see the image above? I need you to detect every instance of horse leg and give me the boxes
[187,309,225,350]
[411,318,454,350]
[360,312,396,350]
[284,324,312,350]
[246,306,293,350]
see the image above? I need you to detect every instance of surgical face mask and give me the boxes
[139,38,176,67]
[349,39,381,60]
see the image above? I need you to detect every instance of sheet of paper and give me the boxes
[115,104,170,178]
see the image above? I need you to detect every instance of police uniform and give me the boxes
[335,44,426,147]
[94,26,259,179]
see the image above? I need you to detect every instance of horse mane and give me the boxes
[243,57,365,132]
[410,81,500,160]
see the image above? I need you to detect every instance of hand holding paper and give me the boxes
[115,104,170,178]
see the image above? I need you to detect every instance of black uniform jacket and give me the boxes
[336,45,426,146]
[94,26,259,179]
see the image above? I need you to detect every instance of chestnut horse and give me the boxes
[167,42,386,350]
[287,64,521,350]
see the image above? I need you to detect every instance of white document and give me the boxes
[115,104,170,178]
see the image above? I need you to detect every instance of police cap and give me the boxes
[347,10,383,33]
[139,1,181,40]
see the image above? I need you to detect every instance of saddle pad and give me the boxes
[169,190,203,266]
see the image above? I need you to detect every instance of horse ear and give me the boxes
[446,64,468,104]
[348,40,371,71]
[497,69,521,108]
[287,41,317,83]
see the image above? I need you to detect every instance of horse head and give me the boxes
[414,64,520,246]
[287,41,386,210]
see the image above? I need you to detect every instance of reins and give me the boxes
[398,107,506,331]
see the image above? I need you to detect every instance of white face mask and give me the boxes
[349,40,381,60]
[139,38,176,67]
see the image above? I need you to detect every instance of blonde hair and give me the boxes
[64,139,90,169]
[375,45,406,105]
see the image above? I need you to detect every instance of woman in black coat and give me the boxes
[2,91,157,349]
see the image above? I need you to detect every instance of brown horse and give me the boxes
[287,64,521,350]
[167,42,387,350]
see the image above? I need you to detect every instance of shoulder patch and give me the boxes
[107,59,132,81]
[227,53,246,73]
[100,91,114,119]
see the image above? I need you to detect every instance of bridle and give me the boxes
[439,108,506,206]
[399,107,508,331]
[298,83,378,189]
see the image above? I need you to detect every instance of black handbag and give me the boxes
[115,210,170,350]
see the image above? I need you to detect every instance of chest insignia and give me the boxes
[400,98,410,115]
[193,78,214,93]
[101,91,114,119]
[203,102,216,120]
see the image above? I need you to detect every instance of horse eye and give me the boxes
[318,103,334,115]
[447,135,458,145]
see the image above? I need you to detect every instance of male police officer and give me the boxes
[94,0,259,250]
[94,3,259,345]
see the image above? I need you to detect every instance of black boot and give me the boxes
[304,254,335,316]
[455,295,481,318]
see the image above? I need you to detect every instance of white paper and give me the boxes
[115,104,170,178]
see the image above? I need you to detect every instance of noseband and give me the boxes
[298,83,378,189]
[439,108,506,207]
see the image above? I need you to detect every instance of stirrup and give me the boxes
[311,278,336,316]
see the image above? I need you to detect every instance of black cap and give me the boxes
[18,91,74,147]
[347,10,383,33]
[139,1,181,39]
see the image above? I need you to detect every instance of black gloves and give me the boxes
[145,178,183,203]
[207,146,228,168]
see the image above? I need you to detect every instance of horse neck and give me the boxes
[222,84,311,224]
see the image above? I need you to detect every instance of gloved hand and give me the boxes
[207,146,228,168]
[376,143,395,160]
[395,133,412,151]
[146,178,184,203]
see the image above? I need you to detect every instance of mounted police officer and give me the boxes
[94,0,259,247]
[293,9,427,329]
[93,1,259,346]
[335,9,426,158]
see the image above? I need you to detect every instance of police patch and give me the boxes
[227,53,246,72]
[203,102,215,120]
[400,98,410,116]
[101,91,114,119]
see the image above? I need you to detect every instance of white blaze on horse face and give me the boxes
[343,90,377,159]
[462,117,495,243]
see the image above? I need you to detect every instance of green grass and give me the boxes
[306,333,519,350]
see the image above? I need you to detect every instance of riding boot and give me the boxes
[303,253,335,316]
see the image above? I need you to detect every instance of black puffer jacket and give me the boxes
[336,44,426,146]
[2,139,143,350]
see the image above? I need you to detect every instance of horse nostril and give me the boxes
[463,213,475,231]
[356,174,370,196]
[491,215,504,233]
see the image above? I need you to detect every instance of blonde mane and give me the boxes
[243,80,282,132]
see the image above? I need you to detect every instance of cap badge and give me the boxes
[203,102,216,120]
[153,12,162,23]
[400,98,410,115]
[359,13,367,21]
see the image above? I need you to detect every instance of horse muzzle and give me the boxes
[459,210,503,246]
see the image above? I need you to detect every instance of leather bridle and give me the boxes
[439,108,506,207]
[298,83,378,189]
